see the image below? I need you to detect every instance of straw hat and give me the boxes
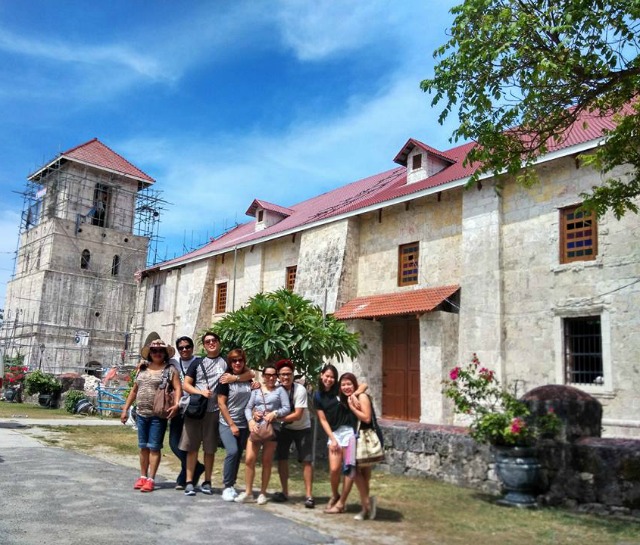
[141,339,175,359]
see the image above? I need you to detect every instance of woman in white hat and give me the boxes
[121,339,182,492]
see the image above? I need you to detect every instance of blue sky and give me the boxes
[0,0,461,305]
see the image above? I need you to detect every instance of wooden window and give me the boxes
[257,210,264,222]
[286,266,297,291]
[111,255,120,276]
[564,316,602,385]
[560,205,597,263]
[412,154,422,170]
[215,282,228,314]
[151,284,162,312]
[398,242,419,286]
[80,249,91,270]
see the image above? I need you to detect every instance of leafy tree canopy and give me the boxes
[210,289,361,386]
[421,0,640,218]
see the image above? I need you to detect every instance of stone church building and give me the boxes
[136,109,637,438]
[1,139,158,374]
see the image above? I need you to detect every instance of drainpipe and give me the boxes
[232,245,238,312]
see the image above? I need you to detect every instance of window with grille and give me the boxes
[151,284,162,313]
[286,266,297,291]
[560,205,597,263]
[398,242,419,286]
[215,282,228,314]
[564,316,603,385]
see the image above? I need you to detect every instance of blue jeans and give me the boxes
[137,415,167,451]
[169,413,205,486]
[219,423,248,488]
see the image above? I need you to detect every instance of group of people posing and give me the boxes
[120,330,378,521]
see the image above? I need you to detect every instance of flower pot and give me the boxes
[493,445,541,508]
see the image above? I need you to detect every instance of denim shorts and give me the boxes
[136,415,168,451]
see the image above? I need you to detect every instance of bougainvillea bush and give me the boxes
[443,354,559,446]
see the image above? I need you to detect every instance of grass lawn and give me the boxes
[0,400,77,419]
[16,420,640,545]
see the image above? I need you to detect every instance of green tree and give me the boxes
[422,0,640,218]
[211,289,361,385]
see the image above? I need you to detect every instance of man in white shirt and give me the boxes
[273,359,315,508]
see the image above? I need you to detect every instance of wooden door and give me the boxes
[382,317,420,421]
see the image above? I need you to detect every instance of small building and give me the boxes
[134,109,640,438]
[1,139,163,374]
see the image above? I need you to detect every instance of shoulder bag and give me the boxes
[355,397,385,466]
[249,389,275,443]
[184,361,209,419]
[152,365,175,419]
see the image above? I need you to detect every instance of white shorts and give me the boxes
[330,425,355,447]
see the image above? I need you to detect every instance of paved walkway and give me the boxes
[0,419,344,545]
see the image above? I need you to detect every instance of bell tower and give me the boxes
[1,138,163,374]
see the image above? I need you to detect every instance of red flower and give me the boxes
[510,417,525,435]
[449,367,460,381]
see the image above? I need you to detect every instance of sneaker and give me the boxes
[222,487,237,502]
[141,478,155,493]
[354,511,367,521]
[184,483,196,496]
[256,493,268,505]
[369,496,377,520]
[234,491,254,503]
[199,481,213,495]
[271,491,288,503]
[134,477,147,490]
[304,496,315,509]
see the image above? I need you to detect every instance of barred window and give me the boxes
[564,316,603,385]
[560,205,597,264]
[398,242,419,286]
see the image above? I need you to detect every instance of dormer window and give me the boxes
[412,154,422,170]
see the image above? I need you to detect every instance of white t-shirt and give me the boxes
[285,382,311,431]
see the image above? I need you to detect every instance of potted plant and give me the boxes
[443,354,559,507]
[3,356,28,403]
[24,370,63,408]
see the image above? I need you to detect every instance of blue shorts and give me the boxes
[136,415,168,451]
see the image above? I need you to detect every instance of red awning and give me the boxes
[333,285,460,320]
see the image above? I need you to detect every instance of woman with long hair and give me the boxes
[217,348,253,502]
[314,364,366,513]
[341,372,377,520]
[234,363,290,505]
[120,339,182,493]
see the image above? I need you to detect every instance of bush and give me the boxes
[64,389,87,413]
[24,370,62,396]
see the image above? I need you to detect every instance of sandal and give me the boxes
[324,503,345,514]
[325,495,340,511]
[304,496,315,509]
[272,491,288,503]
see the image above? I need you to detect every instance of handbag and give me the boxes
[152,365,175,419]
[356,400,385,466]
[183,361,210,419]
[249,389,276,443]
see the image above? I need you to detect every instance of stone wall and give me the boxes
[372,419,640,517]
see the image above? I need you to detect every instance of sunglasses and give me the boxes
[230,358,245,363]
[263,373,277,378]
[204,338,219,344]
[150,348,165,354]
[177,346,192,351]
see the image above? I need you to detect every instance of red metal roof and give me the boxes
[150,106,624,273]
[393,138,457,166]
[245,199,294,218]
[333,285,460,320]
[29,138,155,185]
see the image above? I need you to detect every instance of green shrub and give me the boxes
[24,369,62,396]
[64,389,87,413]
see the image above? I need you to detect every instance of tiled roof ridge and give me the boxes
[61,138,155,183]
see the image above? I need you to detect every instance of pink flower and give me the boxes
[449,367,460,381]
[510,417,525,435]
